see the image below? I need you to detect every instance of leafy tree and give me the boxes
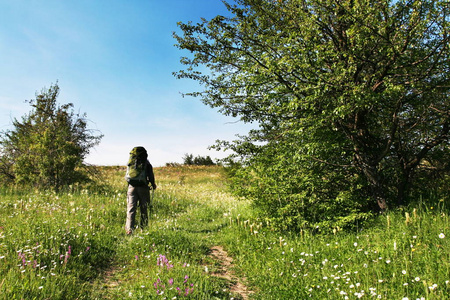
[174,0,449,230]
[0,83,103,190]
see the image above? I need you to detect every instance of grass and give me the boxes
[0,165,449,299]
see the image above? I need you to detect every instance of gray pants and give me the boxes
[125,185,151,232]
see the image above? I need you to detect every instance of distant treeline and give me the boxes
[165,153,217,167]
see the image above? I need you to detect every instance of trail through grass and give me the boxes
[1,165,449,299]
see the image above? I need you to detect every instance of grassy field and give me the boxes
[0,165,449,299]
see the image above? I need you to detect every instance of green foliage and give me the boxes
[174,0,449,229]
[182,153,216,166]
[0,83,103,190]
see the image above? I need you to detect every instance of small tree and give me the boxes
[0,83,103,190]
[182,153,195,165]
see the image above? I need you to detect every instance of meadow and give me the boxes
[0,165,448,299]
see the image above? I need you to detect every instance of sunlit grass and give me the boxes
[1,165,449,299]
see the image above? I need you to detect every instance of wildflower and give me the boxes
[402,298,409,300]
[428,284,438,290]
[402,270,407,275]
[38,286,43,289]
[439,233,445,239]
[354,242,358,247]
[157,254,173,269]
[415,277,421,282]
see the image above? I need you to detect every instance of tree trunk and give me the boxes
[355,153,388,212]
[396,168,412,207]
[370,178,388,212]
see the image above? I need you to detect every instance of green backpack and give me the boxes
[125,146,148,186]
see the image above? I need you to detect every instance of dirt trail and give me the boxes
[209,245,253,300]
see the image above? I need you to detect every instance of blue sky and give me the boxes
[0,0,253,166]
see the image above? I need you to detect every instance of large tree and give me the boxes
[174,0,449,229]
[0,83,103,190]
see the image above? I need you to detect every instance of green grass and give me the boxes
[0,165,449,299]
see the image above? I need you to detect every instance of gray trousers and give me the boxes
[125,185,151,232]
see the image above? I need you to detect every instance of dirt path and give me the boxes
[209,245,253,300]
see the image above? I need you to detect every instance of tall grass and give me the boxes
[0,165,448,299]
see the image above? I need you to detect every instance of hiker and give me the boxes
[125,146,157,235]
